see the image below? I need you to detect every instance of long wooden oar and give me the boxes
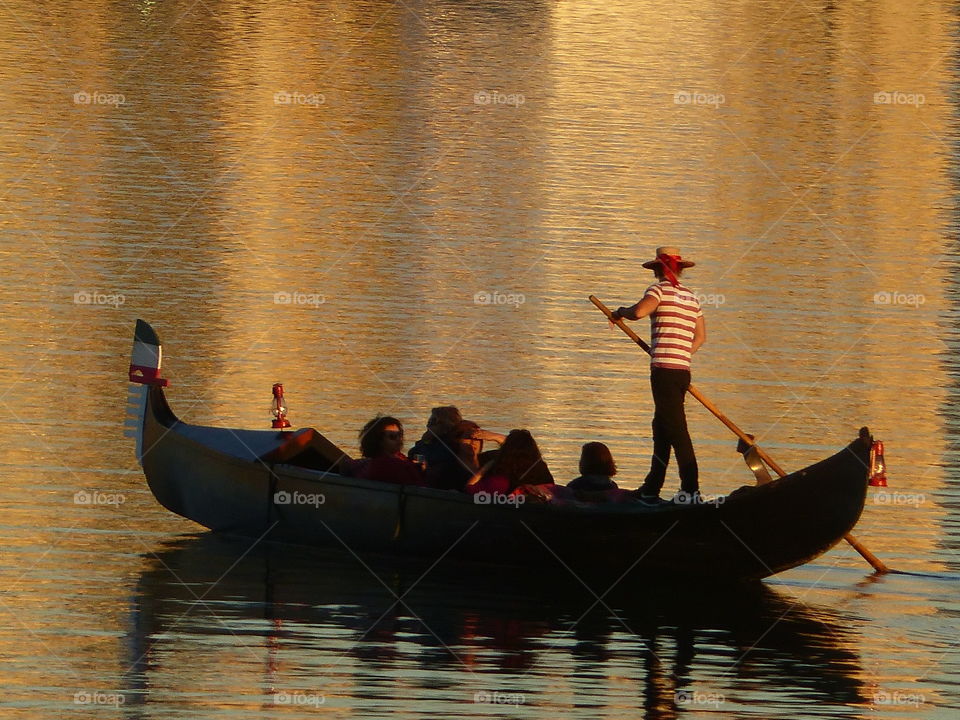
[589,294,889,574]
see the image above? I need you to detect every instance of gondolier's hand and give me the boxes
[610,307,625,321]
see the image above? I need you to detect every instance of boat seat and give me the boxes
[258,427,349,472]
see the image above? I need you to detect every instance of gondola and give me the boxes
[126,319,874,582]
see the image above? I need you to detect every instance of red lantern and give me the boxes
[271,383,291,429]
[868,440,887,487]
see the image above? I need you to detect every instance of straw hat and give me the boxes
[642,246,695,269]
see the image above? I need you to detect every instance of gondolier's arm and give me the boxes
[611,295,659,321]
[691,316,706,354]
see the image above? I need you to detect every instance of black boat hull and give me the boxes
[134,382,871,582]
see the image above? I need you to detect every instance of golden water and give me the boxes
[0,0,957,717]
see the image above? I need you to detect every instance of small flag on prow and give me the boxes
[129,319,169,387]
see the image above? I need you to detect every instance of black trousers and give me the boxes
[640,366,699,495]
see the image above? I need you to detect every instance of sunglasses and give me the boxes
[383,431,403,441]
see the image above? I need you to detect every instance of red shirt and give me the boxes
[465,474,511,496]
[357,453,426,487]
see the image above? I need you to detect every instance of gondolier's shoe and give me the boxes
[637,493,664,507]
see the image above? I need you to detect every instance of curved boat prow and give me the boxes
[126,319,175,466]
[124,319,330,531]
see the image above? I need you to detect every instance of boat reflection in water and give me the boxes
[126,534,865,718]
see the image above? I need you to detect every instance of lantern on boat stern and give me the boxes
[271,383,291,429]
[868,440,887,487]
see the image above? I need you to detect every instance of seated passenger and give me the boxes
[407,406,461,488]
[409,407,506,491]
[409,406,462,456]
[465,429,554,498]
[348,415,426,487]
[449,420,485,488]
[566,442,623,502]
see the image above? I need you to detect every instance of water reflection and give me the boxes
[128,534,865,717]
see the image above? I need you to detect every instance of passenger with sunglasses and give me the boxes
[347,415,426,486]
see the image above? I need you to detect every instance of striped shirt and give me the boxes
[643,280,703,370]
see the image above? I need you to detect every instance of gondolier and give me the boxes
[611,246,705,504]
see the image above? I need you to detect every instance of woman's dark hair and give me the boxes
[579,442,617,477]
[453,419,480,440]
[485,429,553,489]
[359,415,403,458]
